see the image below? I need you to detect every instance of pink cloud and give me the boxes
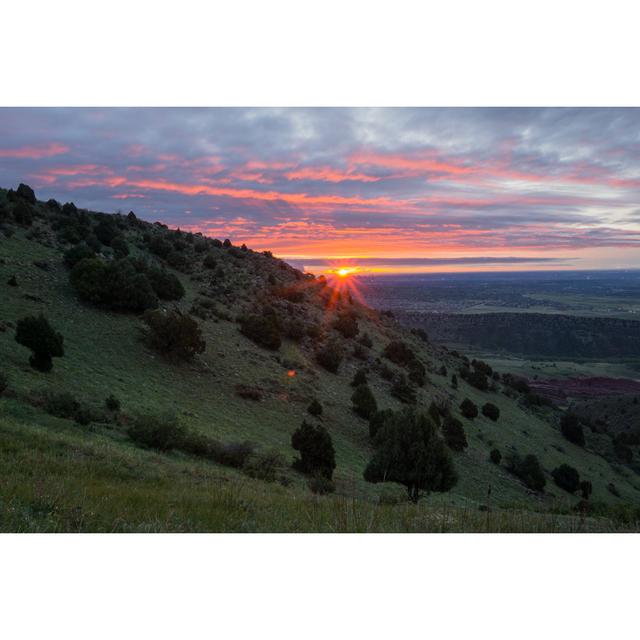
[0,142,69,159]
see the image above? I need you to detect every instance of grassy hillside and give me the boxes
[2,184,640,531]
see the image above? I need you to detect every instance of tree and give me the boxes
[391,373,416,404]
[63,243,95,268]
[15,315,64,372]
[460,398,478,419]
[369,409,395,440]
[351,384,378,419]
[552,464,581,494]
[579,480,593,500]
[307,399,323,417]
[147,267,185,301]
[466,369,489,391]
[364,409,457,502]
[560,413,585,447]
[383,340,415,366]
[490,448,502,465]
[13,201,33,226]
[239,311,281,350]
[351,368,367,387]
[316,341,343,373]
[482,402,500,422]
[333,312,359,339]
[291,421,336,480]
[16,183,36,204]
[442,416,468,451]
[142,310,205,361]
[507,453,546,492]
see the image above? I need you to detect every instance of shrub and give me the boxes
[451,373,458,389]
[235,384,263,401]
[166,250,188,271]
[506,453,546,492]
[407,359,427,387]
[70,258,159,312]
[291,421,336,480]
[63,243,95,268]
[427,401,441,427]
[16,183,36,204]
[579,480,593,500]
[502,373,530,394]
[460,398,478,419]
[283,318,306,340]
[552,464,580,493]
[351,384,378,420]
[0,373,7,396]
[364,409,457,502]
[308,475,336,495]
[490,448,502,465]
[315,342,343,373]
[15,315,64,372]
[148,235,172,258]
[94,218,120,246]
[383,340,415,367]
[243,450,286,483]
[105,394,121,412]
[143,310,205,361]
[472,359,493,377]
[111,235,129,258]
[13,201,33,226]
[62,202,78,216]
[146,267,185,300]
[391,373,416,404]
[465,369,489,391]
[334,312,359,338]
[442,416,468,451]
[358,333,373,348]
[128,414,188,452]
[240,311,281,350]
[560,413,585,447]
[217,441,256,468]
[308,399,323,417]
[482,402,500,421]
[351,368,368,387]
[369,409,395,440]
[43,392,79,419]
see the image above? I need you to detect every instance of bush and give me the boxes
[94,218,120,246]
[243,450,287,483]
[472,359,493,377]
[369,409,395,440]
[334,312,359,338]
[364,409,457,502]
[552,464,581,493]
[308,399,323,417]
[427,401,441,426]
[128,414,188,452]
[240,311,281,350]
[166,250,188,271]
[316,342,343,373]
[143,310,205,361]
[111,235,129,258]
[148,235,172,258]
[442,416,468,451]
[465,369,489,391]
[235,384,263,401]
[351,384,378,420]
[560,413,585,447]
[0,373,7,396]
[105,394,121,412]
[407,359,427,387]
[291,421,336,480]
[70,258,159,312]
[482,402,500,421]
[43,392,80,419]
[15,315,64,372]
[383,341,415,367]
[358,333,373,348]
[63,243,95,268]
[13,201,33,226]
[451,373,458,389]
[146,267,185,300]
[579,480,593,500]
[391,373,416,404]
[308,475,336,495]
[502,373,530,394]
[16,183,36,204]
[203,253,218,269]
[490,448,502,464]
[460,398,478,419]
[506,453,546,492]
[351,368,367,387]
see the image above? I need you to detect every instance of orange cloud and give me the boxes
[0,142,69,159]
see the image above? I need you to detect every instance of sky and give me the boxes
[1,107,639,274]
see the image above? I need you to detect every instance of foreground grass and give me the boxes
[1,402,635,532]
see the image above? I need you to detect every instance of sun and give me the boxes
[336,267,355,277]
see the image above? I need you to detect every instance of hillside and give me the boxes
[2,183,640,532]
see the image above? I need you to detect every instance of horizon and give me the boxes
[2,108,640,274]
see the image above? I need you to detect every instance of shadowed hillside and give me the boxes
[2,183,640,532]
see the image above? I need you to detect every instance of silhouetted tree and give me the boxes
[482,402,500,422]
[291,421,336,480]
[351,384,378,419]
[15,314,64,372]
[552,464,581,493]
[442,416,468,451]
[460,398,479,419]
[560,413,585,447]
[143,310,205,361]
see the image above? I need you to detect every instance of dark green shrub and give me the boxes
[427,401,441,427]
[358,333,373,348]
[465,369,489,391]
[442,416,468,451]
[143,310,205,361]
[94,218,120,246]
[506,453,546,492]
[482,402,500,421]
[166,250,188,271]
[308,475,336,495]
[407,359,427,387]
[552,464,580,493]
[351,384,378,419]
[608,482,620,497]
[460,398,478,419]
[47,198,60,211]
[369,409,395,440]
[490,448,502,465]
[391,373,416,404]
[13,201,33,226]
[43,392,79,419]
[17,183,36,204]
[243,450,286,483]
[580,480,593,500]
[472,359,493,377]
[560,413,585,447]
[105,394,121,412]
[240,311,281,350]
[379,363,394,381]
[223,238,232,248]
[0,373,7,396]
[502,373,530,394]
[128,414,188,452]
[62,202,78,216]
[148,235,173,258]
[111,235,129,258]
[308,399,323,417]
[15,315,64,372]
[316,342,343,373]
[364,409,457,502]
[64,243,96,268]
[334,312,359,338]
[351,368,367,387]
[235,384,263,401]
[451,373,458,389]
[291,421,336,480]
[383,340,415,367]
[146,267,185,300]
